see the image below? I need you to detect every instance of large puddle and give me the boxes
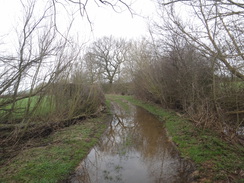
[69,102,194,183]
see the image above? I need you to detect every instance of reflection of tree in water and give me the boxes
[71,161,91,183]
[96,102,137,155]
[70,102,194,183]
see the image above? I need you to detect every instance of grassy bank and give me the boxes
[0,114,110,183]
[107,94,244,183]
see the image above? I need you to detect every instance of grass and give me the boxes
[106,94,130,112]
[106,94,244,182]
[0,95,54,121]
[1,94,243,182]
[0,114,109,183]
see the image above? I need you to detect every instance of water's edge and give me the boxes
[68,103,195,183]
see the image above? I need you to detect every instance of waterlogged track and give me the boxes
[70,102,194,183]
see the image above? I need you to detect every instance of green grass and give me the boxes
[2,94,243,182]
[106,94,244,182]
[105,98,112,115]
[0,115,109,183]
[220,80,244,88]
[106,94,130,112]
[0,96,54,121]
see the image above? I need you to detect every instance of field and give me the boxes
[0,95,54,121]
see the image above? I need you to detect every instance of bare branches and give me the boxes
[83,36,129,85]
[50,0,133,29]
[0,0,79,124]
[226,0,244,9]
[162,0,191,6]
[158,0,244,80]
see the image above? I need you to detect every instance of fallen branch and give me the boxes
[226,110,244,114]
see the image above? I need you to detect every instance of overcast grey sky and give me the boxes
[0,0,157,44]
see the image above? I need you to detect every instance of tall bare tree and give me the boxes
[82,51,103,84]
[0,0,78,123]
[157,0,244,80]
[86,36,128,85]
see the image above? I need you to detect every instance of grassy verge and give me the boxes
[107,94,244,182]
[106,94,130,112]
[0,114,110,183]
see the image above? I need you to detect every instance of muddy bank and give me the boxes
[0,114,92,163]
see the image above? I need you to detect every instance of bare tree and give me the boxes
[86,36,128,85]
[82,51,103,84]
[49,0,134,32]
[157,0,244,80]
[0,0,78,124]
[146,0,244,133]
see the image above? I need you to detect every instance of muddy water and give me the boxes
[70,103,194,183]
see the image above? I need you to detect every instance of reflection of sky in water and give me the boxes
[70,103,193,183]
